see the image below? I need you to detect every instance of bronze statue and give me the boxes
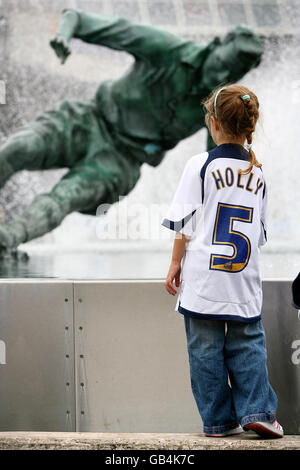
[0,8,263,255]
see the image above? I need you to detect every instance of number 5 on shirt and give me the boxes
[210,203,253,273]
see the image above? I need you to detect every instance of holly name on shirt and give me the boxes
[211,167,264,195]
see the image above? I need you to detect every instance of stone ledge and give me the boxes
[0,432,299,450]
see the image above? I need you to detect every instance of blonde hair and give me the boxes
[203,84,261,175]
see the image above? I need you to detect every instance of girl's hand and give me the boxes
[165,260,181,296]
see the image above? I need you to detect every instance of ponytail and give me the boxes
[239,97,262,175]
[240,133,262,175]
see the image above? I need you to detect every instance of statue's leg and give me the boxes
[0,161,108,250]
[0,129,49,188]
[0,144,142,252]
[0,101,143,253]
[0,99,92,188]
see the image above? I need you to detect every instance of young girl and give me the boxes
[161,84,283,438]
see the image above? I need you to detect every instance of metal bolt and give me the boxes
[80,382,84,387]
[81,411,85,415]
[78,298,82,303]
[65,298,68,302]
[66,382,70,386]
[79,326,83,330]
[65,326,69,330]
[80,354,84,358]
[66,410,70,415]
[66,354,69,358]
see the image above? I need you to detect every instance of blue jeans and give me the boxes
[184,316,278,434]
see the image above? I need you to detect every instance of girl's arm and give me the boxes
[165,233,190,296]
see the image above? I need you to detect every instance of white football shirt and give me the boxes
[161,143,267,322]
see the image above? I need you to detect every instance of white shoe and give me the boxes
[205,424,244,437]
[243,420,284,438]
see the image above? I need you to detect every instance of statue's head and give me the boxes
[201,26,264,89]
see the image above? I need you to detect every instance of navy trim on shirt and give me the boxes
[261,220,267,242]
[177,300,261,323]
[161,209,196,232]
[200,143,251,203]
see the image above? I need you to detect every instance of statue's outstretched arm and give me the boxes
[51,8,183,64]
[50,9,79,64]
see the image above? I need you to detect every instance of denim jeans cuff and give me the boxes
[203,421,239,434]
[241,412,276,427]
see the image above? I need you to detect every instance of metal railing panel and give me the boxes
[73,280,201,432]
[0,281,76,431]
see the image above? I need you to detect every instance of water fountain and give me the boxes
[0,0,299,434]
